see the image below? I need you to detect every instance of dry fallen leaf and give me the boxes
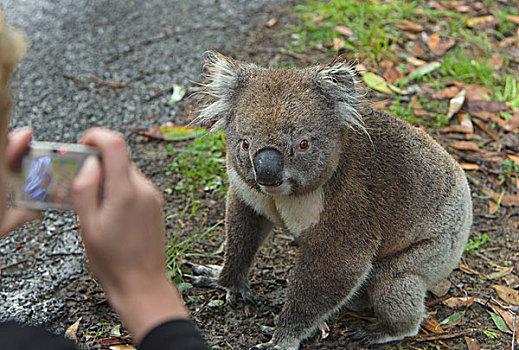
[333,25,353,37]
[428,33,440,53]
[463,84,492,101]
[397,19,423,32]
[486,189,519,207]
[265,17,280,28]
[464,16,494,28]
[451,140,480,152]
[406,56,427,66]
[464,336,480,350]
[488,53,504,70]
[507,154,519,167]
[380,61,403,85]
[412,96,428,117]
[505,112,519,132]
[422,315,445,333]
[488,199,499,215]
[460,163,479,171]
[459,263,479,275]
[427,34,456,56]
[411,40,427,58]
[64,317,82,342]
[486,266,514,280]
[370,100,391,110]
[504,273,519,288]
[493,285,519,305]
[333,37,346,50]
[506,15,519,25]
[446,89,466,120]
[442,296,475,309]
[434,86,462,99]
[444,113,474,134]
[466,100,510,114]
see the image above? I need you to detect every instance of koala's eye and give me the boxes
[242,138,250,151]
[298,139,309,151]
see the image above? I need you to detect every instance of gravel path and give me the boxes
[0,0,285,334]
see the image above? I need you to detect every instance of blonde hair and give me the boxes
[0,8,27,134]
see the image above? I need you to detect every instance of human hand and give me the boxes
[0,128,41,238]
[72,127,187,343]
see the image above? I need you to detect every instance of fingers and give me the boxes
[0,207,41,238]
[72,155,102,218]
[6,128,32,173]
[78,127,131,198]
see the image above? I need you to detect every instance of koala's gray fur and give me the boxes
[191,51,472,350]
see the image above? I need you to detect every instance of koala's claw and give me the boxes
[185,262,256,306]
[184,262,223,289]
[250,340,282,350]
[226,286,255,306]
[185,262,222,277]
[184,274,221,289]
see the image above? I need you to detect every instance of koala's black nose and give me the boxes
[253,148,283,187]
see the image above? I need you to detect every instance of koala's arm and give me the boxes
[218,186,273,299]
[273,221,379,347]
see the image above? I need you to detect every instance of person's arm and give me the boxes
[71,128,194,344]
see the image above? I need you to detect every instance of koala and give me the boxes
[189,51,472,350]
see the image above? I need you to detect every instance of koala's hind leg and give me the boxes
[354,238,458,345]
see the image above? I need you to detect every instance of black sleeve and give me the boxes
[0,321,76,350]
[139,319,208,350]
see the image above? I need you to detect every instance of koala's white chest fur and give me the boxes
[228,169,324,236]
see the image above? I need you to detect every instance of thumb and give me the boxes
[72,155,102,219]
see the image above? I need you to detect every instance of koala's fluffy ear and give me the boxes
[315,58,365,133]
[194,50,252,131]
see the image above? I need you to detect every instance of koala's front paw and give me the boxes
[184,262,222,289]
[185,262,255,306]
[250,339,298,350]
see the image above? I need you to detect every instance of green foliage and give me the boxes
[494,76,519,109]
[438,46,496,88]
[289,0,515,129]
[465,233,488,253]
[166,197,223,278]
[498,158,519,182]
[483,329,500,339]
[165,131,227,279]
[166,131,227,196]
[291,0,419,63]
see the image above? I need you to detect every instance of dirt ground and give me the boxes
[142,7,518,350]
[2,1,518,350]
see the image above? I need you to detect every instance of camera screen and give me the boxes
[20,155,81,209]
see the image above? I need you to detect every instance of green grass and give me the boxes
[166,131,227,196]
[166,197,222,279]
[289,0,518,127]
[291,0,419,64]
[164,131,228,280]
[465,233,488,254]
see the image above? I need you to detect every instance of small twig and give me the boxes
[409,329,475,342]
[0,258,30,271]
[512,311,516,350]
